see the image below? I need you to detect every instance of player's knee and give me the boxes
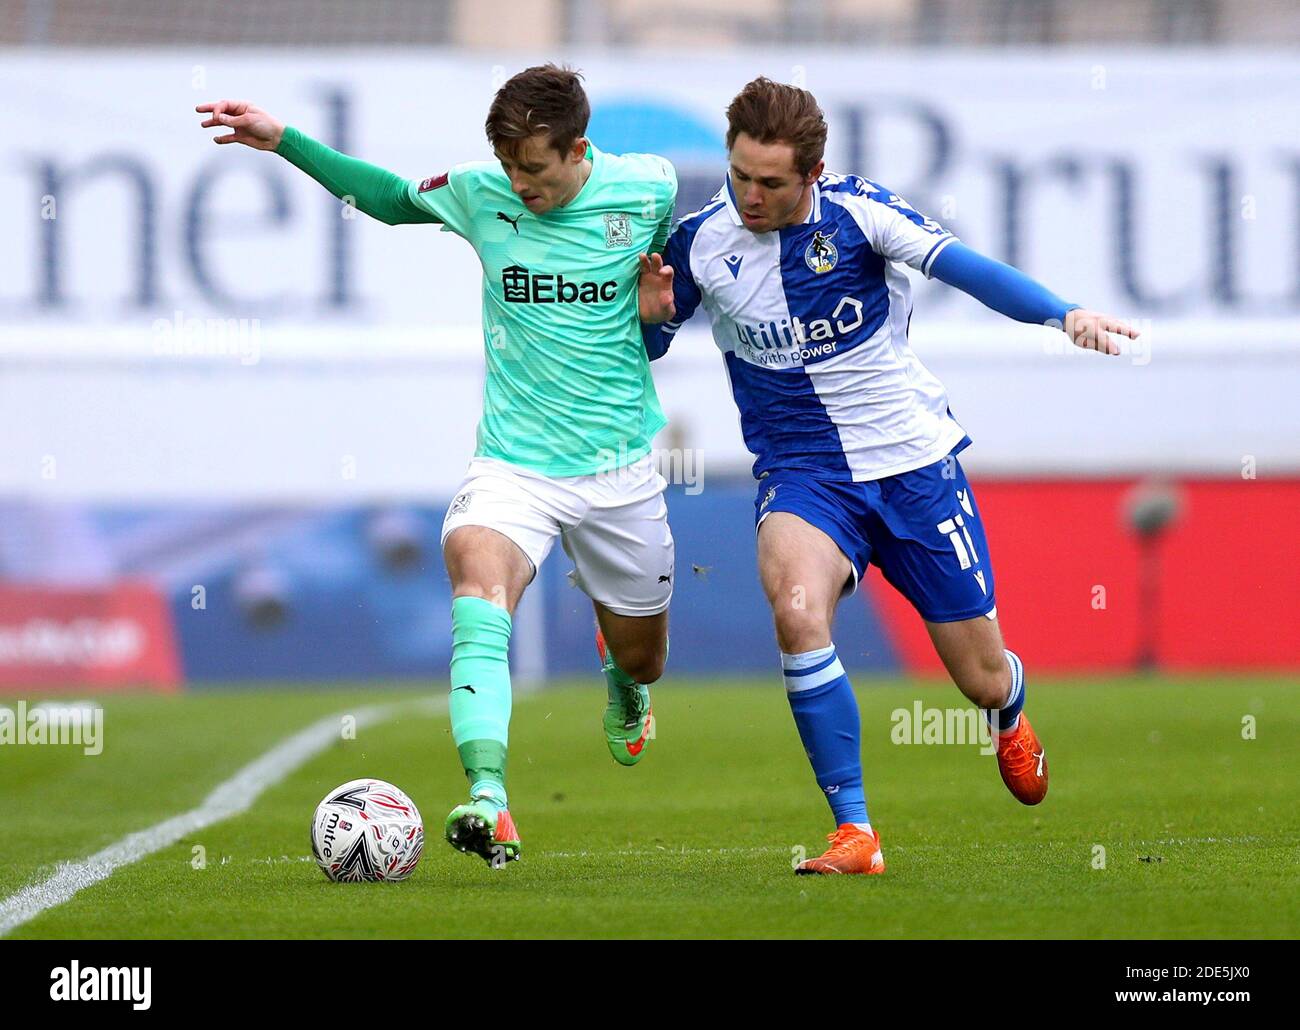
[771,606,831,655]
[443,527,530,605]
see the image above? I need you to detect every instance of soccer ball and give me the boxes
[310,778,424,882]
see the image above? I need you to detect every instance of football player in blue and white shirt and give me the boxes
[640,78,1138,875]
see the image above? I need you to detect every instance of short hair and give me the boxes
[485,64,590,159]
[725,77,828,177]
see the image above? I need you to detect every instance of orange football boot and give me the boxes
[795,824,885,875]
[997,713,1048,805]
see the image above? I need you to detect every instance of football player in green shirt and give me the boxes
[198,65,677,867]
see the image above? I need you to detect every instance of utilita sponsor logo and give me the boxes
[50,962,151,1010]
[0,617,143,666]
[735,296,865,366]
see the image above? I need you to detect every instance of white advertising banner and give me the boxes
[1,51,1296,496]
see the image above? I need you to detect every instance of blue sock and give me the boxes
[984,648,1026,736]
[782,645,869,826]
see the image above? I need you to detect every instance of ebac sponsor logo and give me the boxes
[501,265,618,304]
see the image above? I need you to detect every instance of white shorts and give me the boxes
[440,454,674,617]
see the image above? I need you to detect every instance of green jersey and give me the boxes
[408,147,677,477]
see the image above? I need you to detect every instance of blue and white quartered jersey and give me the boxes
[650,172,971,481]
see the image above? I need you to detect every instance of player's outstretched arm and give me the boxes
[929,241,1137,356]
[196,99,436,226]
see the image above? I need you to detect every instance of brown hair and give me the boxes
[485,64,590,159]
[725,77,827,176]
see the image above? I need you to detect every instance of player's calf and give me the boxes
[605,642,665,685]
[962,655,1013,711]
[927,616,1013,710]
[595,628,656,767]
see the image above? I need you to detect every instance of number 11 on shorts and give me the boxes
[937,513,980,570]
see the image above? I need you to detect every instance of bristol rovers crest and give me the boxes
[804,229,839,273]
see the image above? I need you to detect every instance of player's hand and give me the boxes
[638,253,676,324]
[196,100,285,151]
[1063,308,1139,357]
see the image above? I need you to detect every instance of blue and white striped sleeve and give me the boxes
[643,217,703,362]
[850,180,957,277]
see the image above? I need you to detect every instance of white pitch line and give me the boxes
[0,696,445,938]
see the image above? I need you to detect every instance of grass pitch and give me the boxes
[2,676,1297,939]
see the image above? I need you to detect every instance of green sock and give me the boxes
[449,596,513,809]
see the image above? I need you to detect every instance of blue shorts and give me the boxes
[753,451,997,623]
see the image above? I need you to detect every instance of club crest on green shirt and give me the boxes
[603,212,633,248]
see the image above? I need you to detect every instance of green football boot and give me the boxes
[443,797,521,867]
[596,629,654,766]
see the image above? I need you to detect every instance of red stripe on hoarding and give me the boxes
[865,479,1300,674]
[0,582,181,692]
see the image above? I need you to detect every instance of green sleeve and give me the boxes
[405,168,476,237]
[650,159,677,253]
[275,125,436,226]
